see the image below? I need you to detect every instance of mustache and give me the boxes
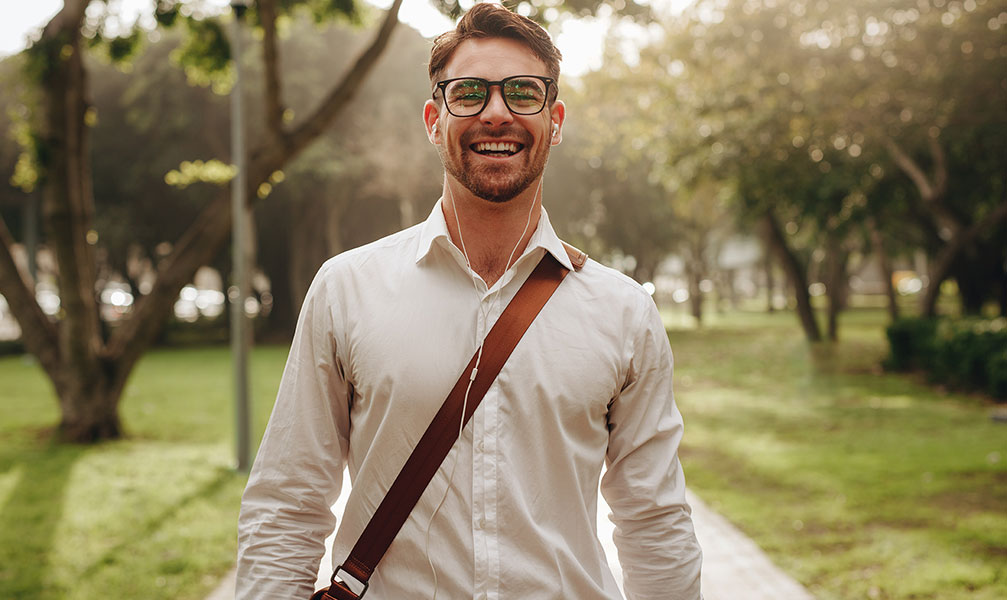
[460,126,533,146]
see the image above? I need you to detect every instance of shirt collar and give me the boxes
[415,197,574,272]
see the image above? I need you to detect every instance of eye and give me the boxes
[447,80,487,105]
[504,79,545,106]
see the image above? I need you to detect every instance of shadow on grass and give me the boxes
[0,440,83,598]
[78,466,235,579]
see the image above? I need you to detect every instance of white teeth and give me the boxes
[474,141,519,153]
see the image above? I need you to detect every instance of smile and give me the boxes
[471,141,524,157]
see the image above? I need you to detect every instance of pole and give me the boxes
[230,0,251,473]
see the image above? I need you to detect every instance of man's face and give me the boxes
[425,37,564,203]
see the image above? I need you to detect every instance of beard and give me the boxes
[439,125,550,203]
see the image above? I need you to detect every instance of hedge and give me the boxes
[885,317,1007,400]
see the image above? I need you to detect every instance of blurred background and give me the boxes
[0,0,1004,599]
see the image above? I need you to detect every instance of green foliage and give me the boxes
[885,317,1007,399]
[163,159,237,189]
[106,30,144,64]
[884,316,937,371]
[21,33,70,84]
[988,349,1007,399]
[8,107,48,193]
[155,1,181,28]
[172,17,231,89]
[277,0,360,24]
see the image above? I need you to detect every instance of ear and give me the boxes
[424,100,441,145]
[549,100,566,146]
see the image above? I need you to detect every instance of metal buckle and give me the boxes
[332,565,369,599]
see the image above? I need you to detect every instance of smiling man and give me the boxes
[237,4,702,599]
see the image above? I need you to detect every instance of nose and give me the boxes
[480,84,514,128]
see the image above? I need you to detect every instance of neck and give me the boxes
[442,176,543,288]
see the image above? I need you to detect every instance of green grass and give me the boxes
[0,346,285,600]
[0,307,1004,599]
[665,307,1006,600]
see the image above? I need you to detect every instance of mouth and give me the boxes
[470,141,524,158]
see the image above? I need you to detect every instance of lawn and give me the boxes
[0,346,285,600]
[0,308,1003,599]
[667,308,1006,600]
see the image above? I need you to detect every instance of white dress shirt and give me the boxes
[237,201,703,599]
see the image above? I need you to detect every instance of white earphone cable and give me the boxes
[426,174,543,599]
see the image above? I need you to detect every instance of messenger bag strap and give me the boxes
[320,250,577,600]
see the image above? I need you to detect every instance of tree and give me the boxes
[0,0,406,442]
[591,0,1007,339]
[0,0,644,442]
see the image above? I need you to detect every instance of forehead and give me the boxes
[441,37,548,81]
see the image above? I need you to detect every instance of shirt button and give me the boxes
[476,440,485,452]
[476,518,486,530]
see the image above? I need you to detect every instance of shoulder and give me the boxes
[567,255,656,311]
[314,223,424,283]
[549,251,662,345]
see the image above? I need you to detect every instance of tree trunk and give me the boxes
[869,218,899,322]
[35,1,121,442]
[823,233,849,342]
[763,234,775,313]
[57,374,123,442]
[920,201,1007,317]
[762,211,821,342]
[687,261,703,324]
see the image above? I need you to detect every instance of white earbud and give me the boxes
[551,124,559,138]
[432,122,439,135]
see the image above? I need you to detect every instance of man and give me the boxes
[237,4,702,599]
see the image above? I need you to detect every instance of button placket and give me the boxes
[471,377,488,595]
[484,385,501,599]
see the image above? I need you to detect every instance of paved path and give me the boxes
[686,490,816,600]
[208,480,815,599]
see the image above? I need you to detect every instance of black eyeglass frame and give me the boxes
[433,75,557,117]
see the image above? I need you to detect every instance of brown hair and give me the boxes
[428,3,562,88]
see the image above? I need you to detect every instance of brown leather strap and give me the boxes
[562,241,587,271]
[325,252,570,597]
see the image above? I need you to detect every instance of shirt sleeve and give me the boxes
[236,263,352,599]
[600,295,703,600]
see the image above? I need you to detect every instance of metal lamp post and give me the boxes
[230,0,252,473]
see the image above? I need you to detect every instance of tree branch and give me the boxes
[928,133,948,200]
[42,0,91,38]
[105,190,232,382]
[0,215,62,382]
[39,0,105,370]
[885,134,961,235]
[884,136,934,201]
[920,200,1007,316]
[762,210,821,342]
[249,0,405,179]
[258,0,285,142]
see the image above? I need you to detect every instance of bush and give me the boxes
[0,339,25,356]
[986,349,1007,400]
[884,317,937,371]
[885,317,1007,401]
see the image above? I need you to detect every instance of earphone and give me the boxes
[552,123,559,138]
[432,122,438,135]
[425,176,543,600]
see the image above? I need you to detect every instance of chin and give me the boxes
[464,164,544,203]
[466,174,535,204]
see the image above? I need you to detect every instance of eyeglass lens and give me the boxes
[444,77,548,117]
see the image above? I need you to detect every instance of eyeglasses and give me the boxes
[434,75,556,117]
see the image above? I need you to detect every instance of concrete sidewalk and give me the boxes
[686,490,816,600]
[208,486,815,599]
